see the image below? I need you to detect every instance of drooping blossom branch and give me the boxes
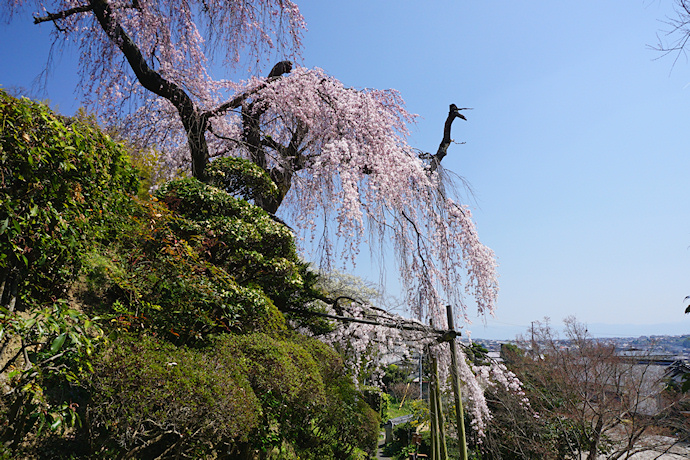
[308,297,530,439]
[200,67,499,326]
[6,0,306,179]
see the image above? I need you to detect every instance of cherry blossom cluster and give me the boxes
[308,297,531,439]
[222,67,499,328]
[477,362,533,410]
[314,301,436,385]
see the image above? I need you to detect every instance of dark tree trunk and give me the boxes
[240,63,302,213]
[89,0,299,204]
[586,416,604,460]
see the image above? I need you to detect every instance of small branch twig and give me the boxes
[33,4,93,24]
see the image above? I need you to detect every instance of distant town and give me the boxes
[474,334,690,360]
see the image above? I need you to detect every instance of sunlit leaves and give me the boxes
[0,90,137,305]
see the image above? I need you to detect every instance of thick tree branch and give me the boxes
[429,104,470,173]
[202,92,251,122]
[239,61,301,213]
[282,306,458,341]
[203,61,293,121]
[266,60,292,78]
[261,135,287,157]
[201,74,285,122]
[0,348,23,375]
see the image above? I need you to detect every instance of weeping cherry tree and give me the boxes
[5,0,498,329]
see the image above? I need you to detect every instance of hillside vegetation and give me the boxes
[0,91,379,459]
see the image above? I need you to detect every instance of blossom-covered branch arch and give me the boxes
[299,288,529,439]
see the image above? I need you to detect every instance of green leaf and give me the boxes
[50,417,62,431]
[50,333,67,353]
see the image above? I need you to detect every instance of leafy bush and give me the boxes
[156,178,316,313]
[0,93,383,459]
[82,197,284,342]
[0,90,137,306]
[206,156,279,205]
[88,332,379,459]
[78,177,323,343]
[383,363,410,389]
[0,90,134,451]
[87,334,261,458]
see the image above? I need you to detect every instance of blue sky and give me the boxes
[2,1,690,339]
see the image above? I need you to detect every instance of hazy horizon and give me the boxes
[471,318,690,341]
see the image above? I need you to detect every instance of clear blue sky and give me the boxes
[2,1,690,339]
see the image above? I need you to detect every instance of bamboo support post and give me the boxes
[446,304,468,460]
[427,345,438,460]
[432,351,448,459]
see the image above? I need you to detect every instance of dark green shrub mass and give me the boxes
[0,91,378,459]
[87,334,261,458]
[206,156,280,205]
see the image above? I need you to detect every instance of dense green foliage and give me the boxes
[207,156,279,205]
[0,90,137,305]
[0,92,379,459]
[0,91,136,449]
[88,333,379,459]
[83,178,301,343]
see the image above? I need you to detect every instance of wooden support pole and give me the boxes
[432,352,448,460]
[427,347,439,460]
[446,305,468,460]
[427,345,438,460]
[429,379,437,459]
